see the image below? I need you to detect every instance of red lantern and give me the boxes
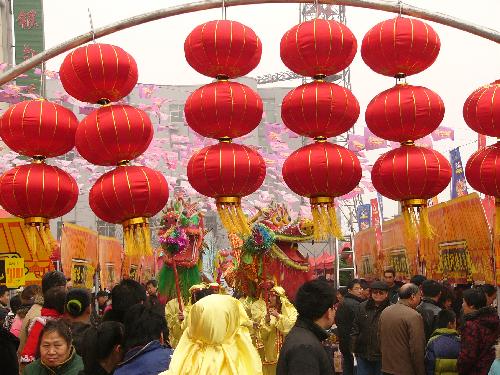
[280,19,357,78]
[89,165,169,256]
[281,81,359,138]
[59,43,138,104]
[365,84,444,142]
[0,100,78,158]
[187,142,266,234]
[282,141,361,239]
[463,80,500,137]
[465,143,500,196]
[184,20,262,79]
[184,81,263,139]
[361,17,440,77]
[372,144,451,238]
[76,105,153,166]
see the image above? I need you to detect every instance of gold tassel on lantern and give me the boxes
[122,218,153,257]
[401,199,435,240]
[23,217,57,257]
[216,197,251,236]
[495,198,500,237]
[310,197,343,241]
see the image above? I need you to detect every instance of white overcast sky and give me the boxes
[42,0,500,216]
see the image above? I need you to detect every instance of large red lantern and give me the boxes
[281,81,360,139]
[280,19,357,78]
[89,165,169,255]
[361,17,440,78]
[282,141,361,239]
[0,100,78,158]
[372,144,451,237]
[76,105,154,166]
[463,80,500,137]
[184,81,263,139]
[187,142,266,234]
[184,20,262,79]
[59,43,138,104]
[365,84,444,142]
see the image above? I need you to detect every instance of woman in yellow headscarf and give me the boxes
[251,286,298,375]
[162,294,263,375]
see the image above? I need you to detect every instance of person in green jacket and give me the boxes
[24,319,83,375]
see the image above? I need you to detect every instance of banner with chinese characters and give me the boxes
[13,0,45,91]
[0,218,53,286]
[388,248,411,279]
[437,240,475,284]
[356,204,371,231]
[98,236,123,290]
[61,223,98,289]
[354,226,380,280]
[450,148,469,199]
[5,258,25,288]
[370,198,382,251]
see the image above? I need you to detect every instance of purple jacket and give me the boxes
[425,328,460,375]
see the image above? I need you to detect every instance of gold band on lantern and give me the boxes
[218,137,232,143]
[309,196,342,240]
[97,98,111,105]
[310,196,333,204]
[313,74,326,81]
[32,156,46,164]
[401,198,427,207]
[215,74,229,81]
[117,160,131,166]
[122,217,149,227]
[313,136,327,143]
[24,216,49,225]
[400,140,415,146]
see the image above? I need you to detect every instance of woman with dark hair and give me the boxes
[64,289,92,356]
[23,319,83,375]
[78,321,125,375]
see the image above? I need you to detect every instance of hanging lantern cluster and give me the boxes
[59,43,168,256]
[279,18,361,240]
[362,16,451,239]
[464,80,500,231]
[184,20,265,235]
[0,100,79,252]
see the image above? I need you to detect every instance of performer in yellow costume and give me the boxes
[251,286,298,375]
[161,294,263,375]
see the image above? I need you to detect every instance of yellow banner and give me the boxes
[99,236,123,290]
[5,258,25,288]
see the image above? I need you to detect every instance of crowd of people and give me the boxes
[0,269,499,375]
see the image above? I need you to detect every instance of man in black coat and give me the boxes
[335,278,365,375]
[416,279,442,342]
[0,309,19,375]
[277,279,336,375]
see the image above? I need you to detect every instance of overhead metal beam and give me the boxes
[0,0,498,86]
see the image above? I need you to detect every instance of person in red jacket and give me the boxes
[458,288,500,375]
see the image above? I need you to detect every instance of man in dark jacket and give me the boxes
[351,280,390,375]
[277,279,336,375]
[458,288,500,375]
[335,278,364,375]
[416,280,442,342]
[0,311,19,375]
[383,268,399,304]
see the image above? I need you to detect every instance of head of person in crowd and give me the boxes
[208,282,221,294]
[42,271,67,294]
[478,284,497,307]
[9,294,22,315]
[410,274,427,288]
[436,309,457,330]
[96,290,109,308]
[80,321,125,375]
[105,279,147,323]
[66,278,73,290]
[462,287,487,315]
[360,279,370,300]
[0,285,10,308]
[123,303,168,350]
[398,283,421,309]
[65,288,91,322]
[36,320,77,369]
[43,286,68,314]
[369,280,389,305]
[336,286,347,305]
[21,284,42,306]
[189,284,213,305]
[422,279,442,302]
[295,279,336,329]
[165,294,262,375]
[383,268,396,288]
[438,284,454,310]
[0,306,8,325]
[347,278,364,299]
[146,279,158,297]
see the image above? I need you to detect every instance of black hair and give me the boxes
[21,285,41,304]
[359,279,369,289]
[43,286,67,314]
[295,279,335,321]
[65,288,91,318]
[410,275,427,287]
[463,288,487,310]
[0,285,9,296]
[436,309,456,329]
[146,279,158,288]
[422,280,442,298]
[398,284,419,299]
[105,279,147,323]
[347,279,361,291]
[384,268,396,277]
[42,271,67,294]
[438,285,454,308]
[96,290,109,299]
[38,319,72,353]
[337,286,348,297]
[9,294,22,314]
[478,284,497,297]
[123,303,168,350]
[81,321,125,373]
[192,288,213,304]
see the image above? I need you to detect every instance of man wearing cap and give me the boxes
[351,280,390,375]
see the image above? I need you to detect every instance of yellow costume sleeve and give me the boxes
[165,299,186,349]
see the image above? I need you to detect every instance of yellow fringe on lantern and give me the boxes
[327,205,343,239]
[495,199,500,237]
[216,198,251,236]
[24,225,38,257]
[310,198,343,241]
[401,201,436,241]
[418,206,436,239]
[402,207,419,239]
[123,219,153,257]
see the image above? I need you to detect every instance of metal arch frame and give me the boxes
[1,0,499,85]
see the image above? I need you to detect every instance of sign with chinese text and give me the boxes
[388,248,410,278]
[70,259,94,289]
[438,240,475,283]
[450,148,468,199]
[5,258,25,288]
[356,204,371,231]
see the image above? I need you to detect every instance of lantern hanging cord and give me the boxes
[88,8,96,43]
[397,0,404,18]
[39,61,45,98]
[315,0,319,19]
[221,0,227,20]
